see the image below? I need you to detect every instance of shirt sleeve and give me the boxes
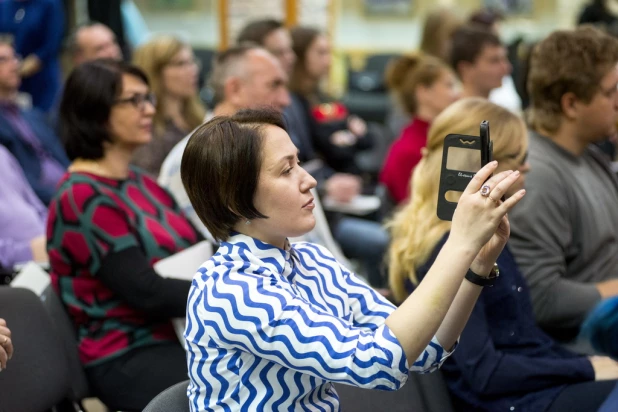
[340,262,455,374]
[450,296,595,395]
[509,162,601,329]
[0,238,32,269]
[98,246,191,317]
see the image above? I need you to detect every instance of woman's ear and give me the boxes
[225,76,243,106]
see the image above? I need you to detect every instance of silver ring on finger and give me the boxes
[480,184,491,197]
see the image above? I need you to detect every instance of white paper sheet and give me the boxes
[322,195,381,215]
[10,261,50,296]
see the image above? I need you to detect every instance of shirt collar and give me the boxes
[222,232,294,275]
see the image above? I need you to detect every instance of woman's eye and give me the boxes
[283,167,293,175]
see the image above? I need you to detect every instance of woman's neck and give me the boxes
[416,105,437,123]
[69,145,133,179]
[163,94,188,131]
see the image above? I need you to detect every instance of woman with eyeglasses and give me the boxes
[46,59,202,411]
[132,36,206,177]
[388,98,618,412]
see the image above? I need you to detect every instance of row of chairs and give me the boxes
[143,370,455,412]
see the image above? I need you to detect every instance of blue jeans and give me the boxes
[334,217,389,287]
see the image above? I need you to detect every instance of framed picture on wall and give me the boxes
[363,0,414,17]
[483,0,532,15]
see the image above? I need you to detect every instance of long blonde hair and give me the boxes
[387,98,528,303]
[133,35,206,136]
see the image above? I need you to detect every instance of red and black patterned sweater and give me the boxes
[46,168,200,366]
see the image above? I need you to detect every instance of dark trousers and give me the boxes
[546,379,617,412]
[86,342,187,411]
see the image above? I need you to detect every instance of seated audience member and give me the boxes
[236,20,325,174]
[47,60,201,411]
[468,8,523,113]
[132,36,206,176]
[450,25,511,100]
[68,22,123,66]
[236,20,363,207]
[380,53,459,204]
[289,28,390,287]
[159,44,289,242]
[509,26,618,341]
[236,21,346,190]
[290,26,374,175]
[0,318,13,372]
[0,0,64,112]
[181,108,523,410]
[0,145,48,270]
[389,98,618,412]
[237,19,296,75]
[0,39,68,205]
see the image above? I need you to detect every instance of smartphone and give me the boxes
[437,121,493,221]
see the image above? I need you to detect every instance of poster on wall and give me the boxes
[363,0,413,17]
[483,0,532,15]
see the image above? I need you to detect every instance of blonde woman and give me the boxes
[132,36,206,176]
[380,53,459,204]
[388,98,618,412]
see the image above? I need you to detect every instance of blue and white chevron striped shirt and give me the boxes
[185,233,454,411]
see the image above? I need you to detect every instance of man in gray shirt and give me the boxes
[510,26,618,341]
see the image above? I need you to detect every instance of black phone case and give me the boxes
[437,121,493,221]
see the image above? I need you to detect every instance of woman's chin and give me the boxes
[289,217,317,239]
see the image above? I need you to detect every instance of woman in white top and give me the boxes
[180,108,525,411]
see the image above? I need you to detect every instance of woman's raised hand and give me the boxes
[449,161,525,260]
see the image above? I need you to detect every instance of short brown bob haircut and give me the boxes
[181,108,287,241]
[527,25,618,133]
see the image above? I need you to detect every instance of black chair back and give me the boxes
[143,380,190,412]
[0,287,71,412]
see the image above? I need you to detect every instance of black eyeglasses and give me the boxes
[113,93,157,110]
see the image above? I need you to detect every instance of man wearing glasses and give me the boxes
[0,38,68,205]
